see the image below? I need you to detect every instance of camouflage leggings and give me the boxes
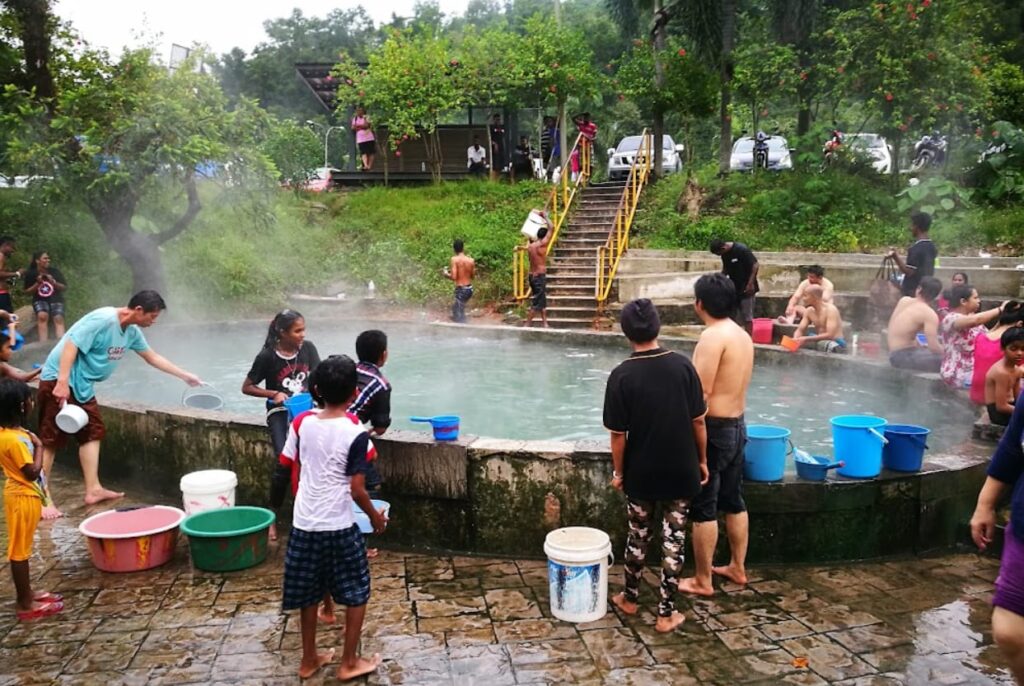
[623,498,689,618]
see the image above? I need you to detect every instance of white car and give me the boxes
[730,136,793,172]
[607,135,683,180]
[845,133,893,174]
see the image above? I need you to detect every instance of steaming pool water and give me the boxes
[98,320,974,455]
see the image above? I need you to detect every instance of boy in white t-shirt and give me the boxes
[279,355,387,681]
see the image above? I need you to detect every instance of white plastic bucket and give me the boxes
[544,526,613,624]
[520,210,548,240]
[179,469,238,515]
[55,404,88,433]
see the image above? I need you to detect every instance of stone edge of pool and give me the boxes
[17,320,992,564]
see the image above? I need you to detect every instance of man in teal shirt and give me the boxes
[37,290,201,518]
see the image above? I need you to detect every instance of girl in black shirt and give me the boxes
[242,310,321,538]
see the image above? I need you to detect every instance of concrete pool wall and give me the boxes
[21,325,991,564]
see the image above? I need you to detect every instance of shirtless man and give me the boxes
[793,285,846,353]
[778,265,834,324]
[887,276,943,372]
[679,273,755,596]
[525,221,552,328]
[443,239,475,324]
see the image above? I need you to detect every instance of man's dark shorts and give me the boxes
[690,416,747,523]
[37,379,105,449]
[529,274,547,311]
[889,346,941,372]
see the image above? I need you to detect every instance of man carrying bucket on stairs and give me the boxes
[679,274,755,597]
[36,291,202,518]
[604,298,708,633]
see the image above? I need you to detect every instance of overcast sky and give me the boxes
[53,0,472,57]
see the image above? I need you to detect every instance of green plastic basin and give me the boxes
[181,506,275,572]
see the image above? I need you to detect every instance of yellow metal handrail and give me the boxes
[513,131,591,300]
[596,130,652,303]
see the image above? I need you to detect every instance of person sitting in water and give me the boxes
[887,276,943,372]
[792,285,846,353]
[778,265,834,325]
[971,302,1024,406]
[985,327,1024,426]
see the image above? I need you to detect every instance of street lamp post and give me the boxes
[306,120,346,168]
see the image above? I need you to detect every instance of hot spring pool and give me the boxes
[98,320,974,455]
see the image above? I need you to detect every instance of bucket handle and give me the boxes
[409,416,435,423]
[608,549,615,567]
[786,438,796,456]
[182,381,218,402]
[868,428,889,445]
[907,434,929,449]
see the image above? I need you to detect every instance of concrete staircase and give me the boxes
[544,181,626,329]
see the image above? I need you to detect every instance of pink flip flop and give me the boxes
[16,600,64,622]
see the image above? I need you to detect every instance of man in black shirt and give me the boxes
[710,238,760,336]
[604,298,708,633]
[889,212,937,297]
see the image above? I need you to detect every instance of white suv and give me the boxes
[607,135,683,180]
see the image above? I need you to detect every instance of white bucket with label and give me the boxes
[179,469,238,515]
[544,526,613,624]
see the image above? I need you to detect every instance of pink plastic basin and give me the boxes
[78,506,185,573]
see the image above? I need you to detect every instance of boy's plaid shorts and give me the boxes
[282,525,370,611]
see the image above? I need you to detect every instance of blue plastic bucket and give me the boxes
[744,425,792,482]
[831,415,888,479]
[882,424,930,472]
[284,392,314,420]
[410,415,460,441]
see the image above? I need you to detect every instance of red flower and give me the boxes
[677,49,686,57]
[898,124,909,132]
[927,52,937,61]
[837,66,845,74]
[922,0,931,5]
[885,92,894,101]
[395,150,402,157]
[800,71,809,81]
[618,94,625,101]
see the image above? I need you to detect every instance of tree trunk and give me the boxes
[652,1,666,180]
[717,0,737,176]
[6,0,57,108]
[91,206,168,294]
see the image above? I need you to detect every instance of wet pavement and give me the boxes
[0,469,1014,685]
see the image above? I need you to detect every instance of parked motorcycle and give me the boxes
[911,132,947,171]
[753,131,771,171]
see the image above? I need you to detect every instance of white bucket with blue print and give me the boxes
[544,527,612,624]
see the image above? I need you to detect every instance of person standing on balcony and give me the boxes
[350,106,376,172]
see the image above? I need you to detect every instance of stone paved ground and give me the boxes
[0,470,1014,685]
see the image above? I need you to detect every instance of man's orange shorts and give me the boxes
[5,494,41,562]
[36,379,105,449]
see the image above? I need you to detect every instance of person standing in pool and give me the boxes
[679,273,754,597]
[37,290,201,518]
[443,239,475,324]
[243,309,321,540]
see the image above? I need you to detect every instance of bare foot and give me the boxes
[655,611,686,633]
[269,523,278,542]
[712,565,748,586]
[367,547,379,559]
[83,488,124,506]
[318,606,336,624]
[298,648,335,679]
[677,576,715,597]
[337,654,381,681]
[41,504,63,520]
[610,592,638,615]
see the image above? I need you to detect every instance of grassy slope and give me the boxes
[632,170,1024,256]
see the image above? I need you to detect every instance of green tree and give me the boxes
[732,40,799,134]
[834,0,990,180]
[5,38,276,292]
[260,118,323,188]
[334,31,464,182]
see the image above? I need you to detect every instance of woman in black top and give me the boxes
[242,309,321,538]
[22,251,67,343]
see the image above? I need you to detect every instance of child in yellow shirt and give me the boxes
[0,379,62,620]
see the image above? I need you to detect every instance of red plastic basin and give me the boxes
[78,506,185,573]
